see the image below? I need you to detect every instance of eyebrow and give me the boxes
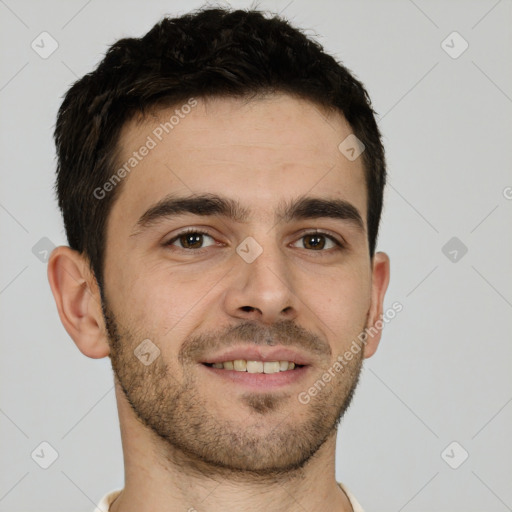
[278,195,364,229]
[131,193,364,236]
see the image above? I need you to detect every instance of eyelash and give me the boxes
[165,228,344,253]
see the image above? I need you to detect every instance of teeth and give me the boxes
[247,360,264,373]
[233,359,247,371]
[263,361,281,374]
[223,360,234,370]
[209,359,299,372]
[279,360,289,371]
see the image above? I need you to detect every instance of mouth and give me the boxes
[202,360,305,373]
[199,347,312,390]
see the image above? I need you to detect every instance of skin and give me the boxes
[48,93,389,512]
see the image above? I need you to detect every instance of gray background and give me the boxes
[1,0,511,510]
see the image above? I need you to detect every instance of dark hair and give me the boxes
[54,7,386,292]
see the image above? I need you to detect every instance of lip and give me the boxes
[200,346,313,366]
[200,363,311,390]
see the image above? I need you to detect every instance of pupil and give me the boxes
[305,235,324,250]
[183,233,202,248]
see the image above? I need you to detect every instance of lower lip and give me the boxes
[200,364,310,390]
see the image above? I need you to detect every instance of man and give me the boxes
[48,7,389,511]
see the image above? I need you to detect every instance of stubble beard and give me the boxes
[103,301,364,480]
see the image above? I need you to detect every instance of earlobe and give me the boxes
[363,251,390,359]
[47,246,110,359]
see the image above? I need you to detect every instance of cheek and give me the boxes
[308,266,371,344]
[111,259,225,337]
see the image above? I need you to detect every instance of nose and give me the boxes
[222,238,299,325]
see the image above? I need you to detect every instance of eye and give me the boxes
[291,232,343,251]
[166,229,217,250]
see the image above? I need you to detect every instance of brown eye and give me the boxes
[302,234,326,250]
[179,233,203,249]
[292,232,341,251]
[167,230,216,250]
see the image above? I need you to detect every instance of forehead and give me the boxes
[110,94,367,230]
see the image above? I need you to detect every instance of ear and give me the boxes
[47,246,110,359]
[363,251,390,359]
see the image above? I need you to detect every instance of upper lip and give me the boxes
[201,346,312,366]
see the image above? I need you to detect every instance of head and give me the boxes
[48,7,389,477]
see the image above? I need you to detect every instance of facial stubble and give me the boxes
[102,301,364,480]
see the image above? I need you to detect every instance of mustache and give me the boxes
[178,319,331,364]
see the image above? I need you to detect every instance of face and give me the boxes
[102,94,379,475]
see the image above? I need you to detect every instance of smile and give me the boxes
[200,361,310,390]
[203,360,302,373]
